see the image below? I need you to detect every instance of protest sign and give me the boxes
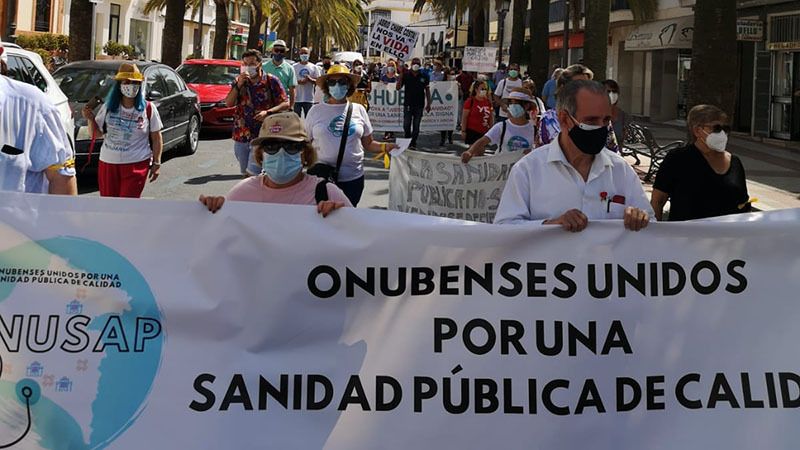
[368,18,419,60]
[368,81,458,132]
[1,192,800,449]
[463,46,499,73]
[388,149,522,223]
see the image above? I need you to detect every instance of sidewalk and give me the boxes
[363,126,800,212]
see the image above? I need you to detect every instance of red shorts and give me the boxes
[98,159,151,198]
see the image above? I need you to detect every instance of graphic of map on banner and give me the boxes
[368,81,458,132]
[1,192,800,449]
[463,46,499,73]
[389,149,523,223]
[368,18,419,60]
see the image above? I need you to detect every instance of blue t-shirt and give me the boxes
[542,79,557,110]
[0,76,75,193]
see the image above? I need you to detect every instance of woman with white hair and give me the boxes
[461,88,540,163]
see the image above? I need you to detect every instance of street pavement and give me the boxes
[77,125,800,213]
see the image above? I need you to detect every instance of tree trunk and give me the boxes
[162,0,186,67]
[213,0,229,59]
[470,8,486,47]
[582,0,609,79]
[509,0,527,65]
[247,4,261,49]
[529,0,550,89]
[300,9,311,47]
[68,0,93,61]
[687,0,737,117]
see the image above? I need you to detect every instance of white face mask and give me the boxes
[704,130,728,152]
[609,92,619,105]
[412,64,420,71]
[120,84,140,99]
[242,65,258,77]
[477,89,487,97]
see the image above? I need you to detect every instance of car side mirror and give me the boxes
[148,90,163,100]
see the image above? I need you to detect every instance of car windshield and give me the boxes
[52,68,117,102]
[177,64,240,85]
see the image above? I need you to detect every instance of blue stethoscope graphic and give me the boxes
[0,354,37,448]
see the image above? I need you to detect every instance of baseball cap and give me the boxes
[251,112,308,146]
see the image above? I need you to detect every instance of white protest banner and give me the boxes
[369,81,458,132]
[388,149,522,223]
[1,192,800,448]
[463,46,498,73]
[368,18,419,60]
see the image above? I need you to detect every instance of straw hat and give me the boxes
[115,63,144,82]
[316,64,360,88]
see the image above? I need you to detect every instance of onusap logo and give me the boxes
[0,236,164,448]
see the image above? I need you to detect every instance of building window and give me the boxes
[34,0,51,32]
[109,4,121,42]
[239,4,250,24]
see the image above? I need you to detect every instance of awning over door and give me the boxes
[625,16,694,51]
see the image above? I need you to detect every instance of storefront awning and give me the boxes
[624,16,694,51]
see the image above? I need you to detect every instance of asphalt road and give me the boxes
[77,130,466,210]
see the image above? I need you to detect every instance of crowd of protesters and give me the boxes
[0,40,754,225]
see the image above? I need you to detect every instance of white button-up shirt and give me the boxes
[494,135,654,224]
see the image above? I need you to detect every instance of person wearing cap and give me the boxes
[305,65,398,206]
[82,62,163,198]
[493,80,652,232]
[0,42,77,195]
[262,40,297,110]
[461,88,540,163]
[199,112,351,216]
[225,49,289,176]
[292,47,321,118]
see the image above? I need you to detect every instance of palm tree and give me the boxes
[413,0,489,49]
[68,0,93,61]
[212,0,230,58]
[509,0,527,65]
[270,0,365,53]
[687,0,737,116]
[528,0,550,89]
[582,0,610,78]
[162,0,186,66]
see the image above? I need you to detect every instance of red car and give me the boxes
[177,59,241,132]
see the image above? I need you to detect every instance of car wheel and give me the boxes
[179,115,200,155]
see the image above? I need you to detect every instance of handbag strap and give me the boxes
[333,102,353,183]
[499,120,507,153]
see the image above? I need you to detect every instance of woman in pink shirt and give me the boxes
[199,112,351,215]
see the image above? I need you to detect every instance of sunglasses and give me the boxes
[273,49,286,54]
[708,124,731,134]
[262,142,305,155]
[326,78,350,87]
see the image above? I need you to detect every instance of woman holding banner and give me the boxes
[461,88,540,163]
[305,65,397,206]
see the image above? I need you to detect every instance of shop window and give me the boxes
[109,4,121,42]
[34,0,51,32]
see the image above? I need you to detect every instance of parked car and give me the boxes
[176,59,239,133]
[52,60,201,169]
[3,45,75,150]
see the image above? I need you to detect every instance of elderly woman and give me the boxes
[304,64,397,206]
[199,112,350,215]
[461,88,539,163]
[82,63,164,198]
[651,105,751,221]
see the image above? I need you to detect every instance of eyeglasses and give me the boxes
[326,78,350,87]
[262,142,305,155]
[708,124,732,134]
[273,49,286,54]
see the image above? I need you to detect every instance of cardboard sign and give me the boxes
[369,18,420,60]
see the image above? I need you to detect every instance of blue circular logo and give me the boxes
[0,237,164,449]
[328,114,356,138]
[506,136,531,152]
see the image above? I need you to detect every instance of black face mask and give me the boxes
[567,115,608,155]
[323,63,331,70]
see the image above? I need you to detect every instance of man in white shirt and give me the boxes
[494,80,652,232]
[293,47,320,118]
[493,62,523,121]
[0,43,77,195]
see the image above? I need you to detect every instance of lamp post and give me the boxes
[562,0,570,67]
[496,0,511,69]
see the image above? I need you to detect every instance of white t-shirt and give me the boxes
[95,103,163,164]
[493,78,523,118]
[484,120,536,154]
[293,63,321,104]
[0,76,75,193]
[305,102,372,182]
